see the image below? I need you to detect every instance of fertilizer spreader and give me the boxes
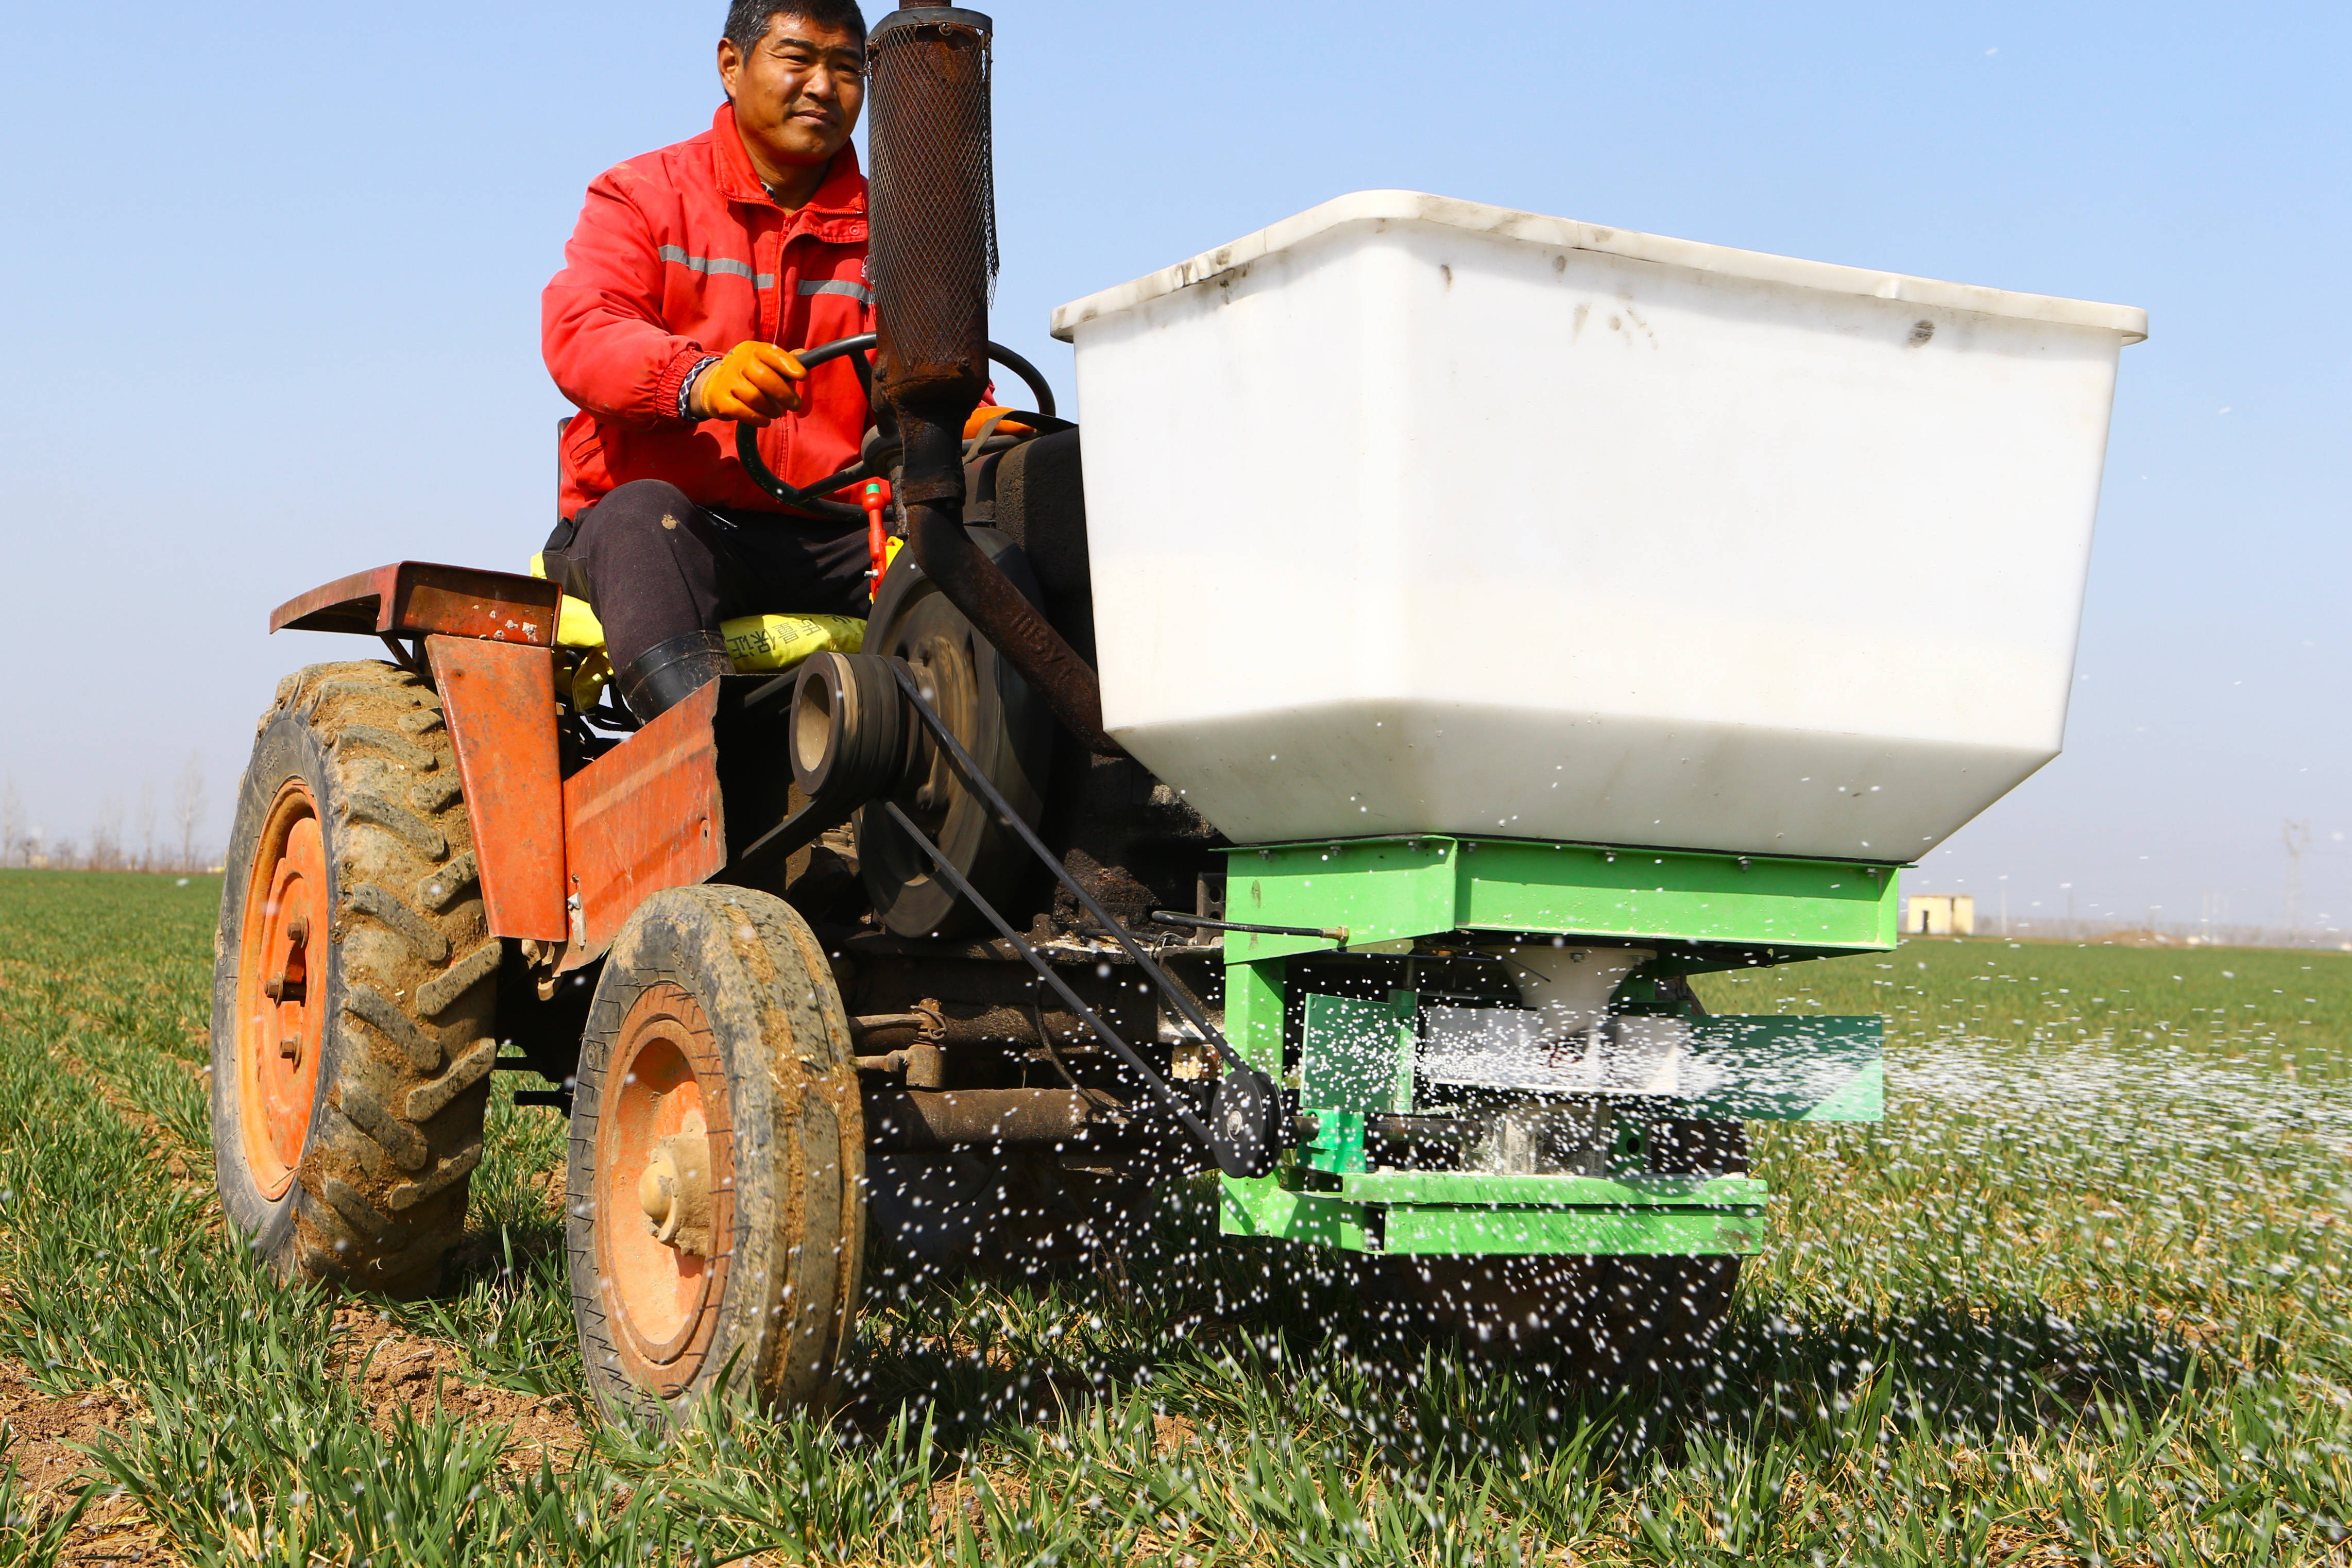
[211,4,2143,1423]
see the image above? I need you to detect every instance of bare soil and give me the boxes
[324,1304,585,1461]
[0,1358,174,1566]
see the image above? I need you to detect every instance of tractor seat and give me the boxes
[527,551,872,710]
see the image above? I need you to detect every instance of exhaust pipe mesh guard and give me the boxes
[867,5,998,416]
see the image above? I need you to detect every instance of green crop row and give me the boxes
[0,871,2345,1565]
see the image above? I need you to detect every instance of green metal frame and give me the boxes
[1215,835,1899,1259]
[1222,1170,1770,1256]
[1222,835,1899,965]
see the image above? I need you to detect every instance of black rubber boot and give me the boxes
[617,630,731,723]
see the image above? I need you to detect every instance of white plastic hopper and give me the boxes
[1052,191,2145,861]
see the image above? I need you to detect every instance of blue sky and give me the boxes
[1,1,2344,933]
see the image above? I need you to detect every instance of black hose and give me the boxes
[878,663,1285,1177]
[888,661,1252,1086]
[983,342,1057,417]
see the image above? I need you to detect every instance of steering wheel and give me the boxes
[732,334,1066,525]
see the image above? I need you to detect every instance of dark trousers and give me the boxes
[542,480,871,672]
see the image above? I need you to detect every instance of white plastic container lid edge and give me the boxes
[1050,189,2149,345]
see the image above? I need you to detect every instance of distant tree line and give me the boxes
[0,752,215,873]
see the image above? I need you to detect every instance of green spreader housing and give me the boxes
[1214,836,1896,1259]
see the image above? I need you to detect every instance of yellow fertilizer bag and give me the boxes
[529,554,612,649]
[527,555,864,709]
[723,613,864,671]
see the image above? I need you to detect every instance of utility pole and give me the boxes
[2283,819,2311,939]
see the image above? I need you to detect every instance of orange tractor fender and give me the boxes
[270,561,721,969]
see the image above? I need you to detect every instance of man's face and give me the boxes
[718,13,865,176]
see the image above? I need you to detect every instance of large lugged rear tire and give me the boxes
[211,660,500,1297]
[567,885,866,1429]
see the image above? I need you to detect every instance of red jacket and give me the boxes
[543,104,873,521]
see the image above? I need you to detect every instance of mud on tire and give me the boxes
[566,885,866,1429]
[211,660,499,1297]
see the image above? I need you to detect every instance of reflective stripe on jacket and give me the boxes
[542,103,872,520]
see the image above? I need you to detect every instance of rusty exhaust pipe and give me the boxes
[864,1088,1104,1149]
[866,3,1120,756]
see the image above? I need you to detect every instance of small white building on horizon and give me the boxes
[1904,893,1975,936]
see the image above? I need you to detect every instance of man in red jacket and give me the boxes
[540,0,877,720]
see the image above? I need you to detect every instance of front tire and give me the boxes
[566,885,865,1428]
[211,661,500,1297]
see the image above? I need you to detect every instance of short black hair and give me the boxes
[724,0,866,54]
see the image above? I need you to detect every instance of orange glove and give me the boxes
[693,341,806,424]
[962,405,1032,440]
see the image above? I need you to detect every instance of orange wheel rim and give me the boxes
[594,983,735,1396]
[233,779,330,1200]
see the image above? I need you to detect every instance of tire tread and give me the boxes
[213,659,503,1298]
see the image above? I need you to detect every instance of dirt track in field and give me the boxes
[0,1358,172,1566]
[325,1303,585,1459]
[3,944,586,1557]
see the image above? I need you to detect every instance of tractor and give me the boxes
[209,2,2139,1426]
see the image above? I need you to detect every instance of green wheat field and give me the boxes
[0,870,2345,1565]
